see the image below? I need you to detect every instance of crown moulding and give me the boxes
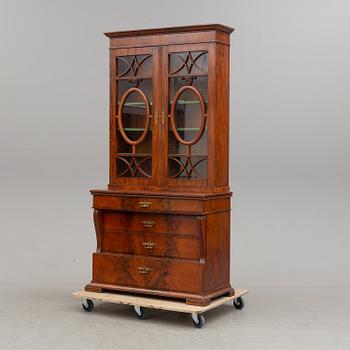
[104,24,234,38]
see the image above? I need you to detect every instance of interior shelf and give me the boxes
[121,102,152,108]
[170,100,208,105]
[120,100,206,107]
[168,73,208,78]
[115,76,152,81]
[118,128,201,132]
[172,128,200,131]
[121,128,152,131]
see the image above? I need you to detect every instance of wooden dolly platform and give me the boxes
[73,288,248,328]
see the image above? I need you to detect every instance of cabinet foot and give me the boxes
[186,297,211,306]
[226,288,235,297]
[85,284,103,293]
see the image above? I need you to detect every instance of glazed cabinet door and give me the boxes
[161,44,211,190]
[109,47,161,188]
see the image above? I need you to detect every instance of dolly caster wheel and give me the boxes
[82,299,94,312]
[191,313,205,328]
[134,305,145,319]
[233,296,245,310]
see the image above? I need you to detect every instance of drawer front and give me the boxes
[102,231,200,260]
[92,253,203,293]
[93,195,203,213]
[103,211,202,236]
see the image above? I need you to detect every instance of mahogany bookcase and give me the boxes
[85,24,235,306]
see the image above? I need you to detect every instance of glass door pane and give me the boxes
[114,53,154,179]
[167,50,208,180]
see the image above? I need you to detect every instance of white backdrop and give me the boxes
[0,0,349,289]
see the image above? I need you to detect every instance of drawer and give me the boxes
[101,231,200,259]
[92,253,203,293]
[103,211,202,236]
[93,195,203,213]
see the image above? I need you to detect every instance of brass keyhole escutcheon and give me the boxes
[139,200,152,208]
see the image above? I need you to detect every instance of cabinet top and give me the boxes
[104,24,234,38]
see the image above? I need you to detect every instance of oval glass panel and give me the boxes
[173,88,205,144]
[120,90,149,142]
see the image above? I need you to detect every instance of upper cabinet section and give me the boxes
[107,25,233,193]
[105,24,234,49]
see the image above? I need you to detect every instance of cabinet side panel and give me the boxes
[214,43,230,189]
[204,211,231,291]
[222,210,231,285]
[109,51,116,184]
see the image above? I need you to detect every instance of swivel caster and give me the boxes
[191,313,205,328]
[82,299,94,312]
[233,296,245,310]
[134,305,146,319]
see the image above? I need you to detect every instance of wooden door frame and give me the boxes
[160,43,212,191]
[108,46,162,189]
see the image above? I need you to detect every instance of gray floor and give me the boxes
[1,284,349,350]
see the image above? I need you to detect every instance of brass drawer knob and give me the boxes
[139,200,152,208]
[142,241,156,249]
[138,266,152,274]
[142,220,156,228]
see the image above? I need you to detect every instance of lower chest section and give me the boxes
[90,193,231,295]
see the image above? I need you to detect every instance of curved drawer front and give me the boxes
[92,253,203,293]
[103,211,202,236]
[102,231,200,260]
[93,195,203,213]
